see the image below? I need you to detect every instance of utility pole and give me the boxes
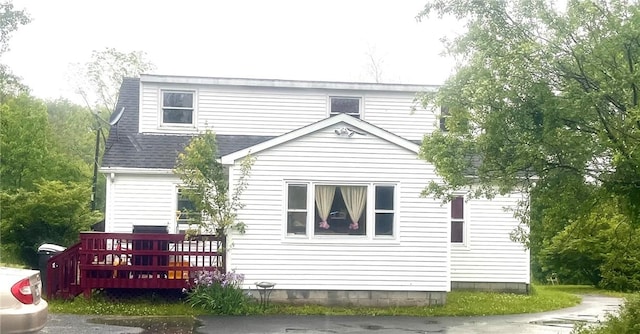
[91,120,101,211]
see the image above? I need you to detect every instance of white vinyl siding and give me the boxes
[105,173,182,233]
[139,81,435,140]
[450,194,530,284]
[227,125,449,292]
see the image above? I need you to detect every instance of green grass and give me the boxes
[49,293,206,316]
[537,284,634,298]
[49,284,594,317]
[264,286,581,316]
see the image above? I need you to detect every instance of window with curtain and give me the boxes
[451,196,465,243]
[285,183,396,238]
[315,185,366,235]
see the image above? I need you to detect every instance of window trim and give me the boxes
[450,194,468,246]
[283,181,397,240]
[286,183,309,237]
[328,96,363,118]
[159,89,197,128]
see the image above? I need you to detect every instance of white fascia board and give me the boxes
[140,74,438,93]
[98,167,174,175]
[220,114,420,164]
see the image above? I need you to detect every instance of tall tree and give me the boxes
[174,131,254,235]
[417,0,640,220]
[70,47,155,112]
[0,2,30,98]
[417,0,640,285]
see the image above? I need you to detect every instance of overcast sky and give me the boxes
[3,0,461,102]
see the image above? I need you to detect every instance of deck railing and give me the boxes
[46,242,82,300]
[47,231,225,299]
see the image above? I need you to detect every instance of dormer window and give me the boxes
[162,91,194,125]
[330,97,361,118]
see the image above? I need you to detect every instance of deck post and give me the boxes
[220,230,227,273]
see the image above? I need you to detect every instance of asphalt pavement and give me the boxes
[40,295,623,334]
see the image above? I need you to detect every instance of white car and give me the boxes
[0,267,48,333]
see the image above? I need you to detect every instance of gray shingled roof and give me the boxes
[101,78,274,169]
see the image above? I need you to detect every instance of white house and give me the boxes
[100,74,530,306]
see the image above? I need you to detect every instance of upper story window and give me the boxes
[286,182,395,238]
[162,91,194,126]
[330,97,361,118]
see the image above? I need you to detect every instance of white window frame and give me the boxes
[283,181,397,240]
[373,184,396,237]
[160,89,197,128]
[328,96,363,118]
[450,194,468,246]
[285,183,309,237]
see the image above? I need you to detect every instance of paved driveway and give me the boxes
[41,295,622,334]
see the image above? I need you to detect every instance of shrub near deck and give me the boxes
[186,270,252,315]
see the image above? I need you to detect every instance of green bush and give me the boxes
[0,181,102,267]
[186,270,252,315]
[572,295,640,334]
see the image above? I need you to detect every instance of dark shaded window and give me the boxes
[374,186,394,236]
[162,91,194,125]
[439,106,449,132]
[330,97,360,118]
[177,189,199,232]
[451,196,464,243]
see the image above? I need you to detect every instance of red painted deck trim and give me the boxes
[46,232,225,299]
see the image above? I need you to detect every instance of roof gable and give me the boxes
[220,114,420,164]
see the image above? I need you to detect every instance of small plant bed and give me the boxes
[49,284,589,317]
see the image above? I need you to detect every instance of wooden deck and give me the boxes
[46,232,225,299]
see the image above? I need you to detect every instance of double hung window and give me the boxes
[162,91,194,125]
[450,196,465,243]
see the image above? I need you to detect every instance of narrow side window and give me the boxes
[451,196,464,243]
[374,186,394,236]
[439,106,449,132]
[287,184,307,235]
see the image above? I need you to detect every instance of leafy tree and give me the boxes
[0,2,30,99]
[0,95,91,191]
[69,47,155,211]
[70,47,156,112]
[1,94,50,190]
[174,131,254,235]
[417,0,640,216]
[417,0,640,286]
[0,181,101,267]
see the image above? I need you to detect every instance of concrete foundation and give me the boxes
[247,289,447,307]
[451,281,530,294]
